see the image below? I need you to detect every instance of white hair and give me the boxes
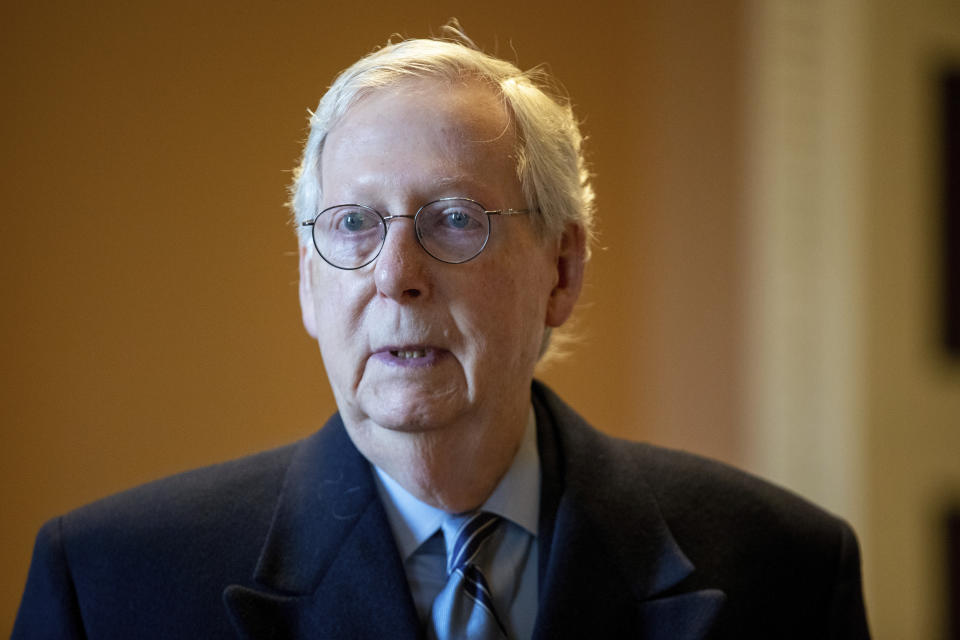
[289,24,595,254]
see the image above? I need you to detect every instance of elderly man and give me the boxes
[15,27,870,639]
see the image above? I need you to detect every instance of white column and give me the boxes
[743,0,867,530]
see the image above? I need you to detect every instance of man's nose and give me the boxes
[374,216,431,300]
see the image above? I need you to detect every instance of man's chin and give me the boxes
[351,377,469,430]
[359,404,462,434]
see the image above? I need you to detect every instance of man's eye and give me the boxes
[338,211,373,232]
[444,210,471,229]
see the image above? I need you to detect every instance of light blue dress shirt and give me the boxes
[373,409,540,639]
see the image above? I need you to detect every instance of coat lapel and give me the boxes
[532,382,725,640]
[223,415,421,639]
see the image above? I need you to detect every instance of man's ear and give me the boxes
[545,223,587,328]
[299,244,319,339]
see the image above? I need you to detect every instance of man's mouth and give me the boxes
[372,345,444,368]
[390,348,429,359]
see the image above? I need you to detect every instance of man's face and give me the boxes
[299,78,579,453]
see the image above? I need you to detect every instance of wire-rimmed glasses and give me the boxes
[301,197,532,270]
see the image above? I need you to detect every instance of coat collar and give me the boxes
[222,414,421,639]
[532,381,725,639]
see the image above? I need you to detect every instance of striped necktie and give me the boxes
[428,511,508,640]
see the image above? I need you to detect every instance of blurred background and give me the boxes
[2,0,959,637]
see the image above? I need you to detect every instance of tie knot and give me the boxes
[448,511,502,574]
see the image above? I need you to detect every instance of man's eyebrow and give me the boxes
[430,174,485,193]
[431,175,472,187]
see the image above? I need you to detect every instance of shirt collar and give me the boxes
[373,406,541,561]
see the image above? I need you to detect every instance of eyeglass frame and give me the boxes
[300,196,534,270]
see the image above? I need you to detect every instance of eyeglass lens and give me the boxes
[311,199,492,269]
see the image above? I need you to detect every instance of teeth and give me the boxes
[392,349,427,359]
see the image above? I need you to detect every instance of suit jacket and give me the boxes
[14,381,870,639]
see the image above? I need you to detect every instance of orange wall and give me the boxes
[0,1,745,631]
